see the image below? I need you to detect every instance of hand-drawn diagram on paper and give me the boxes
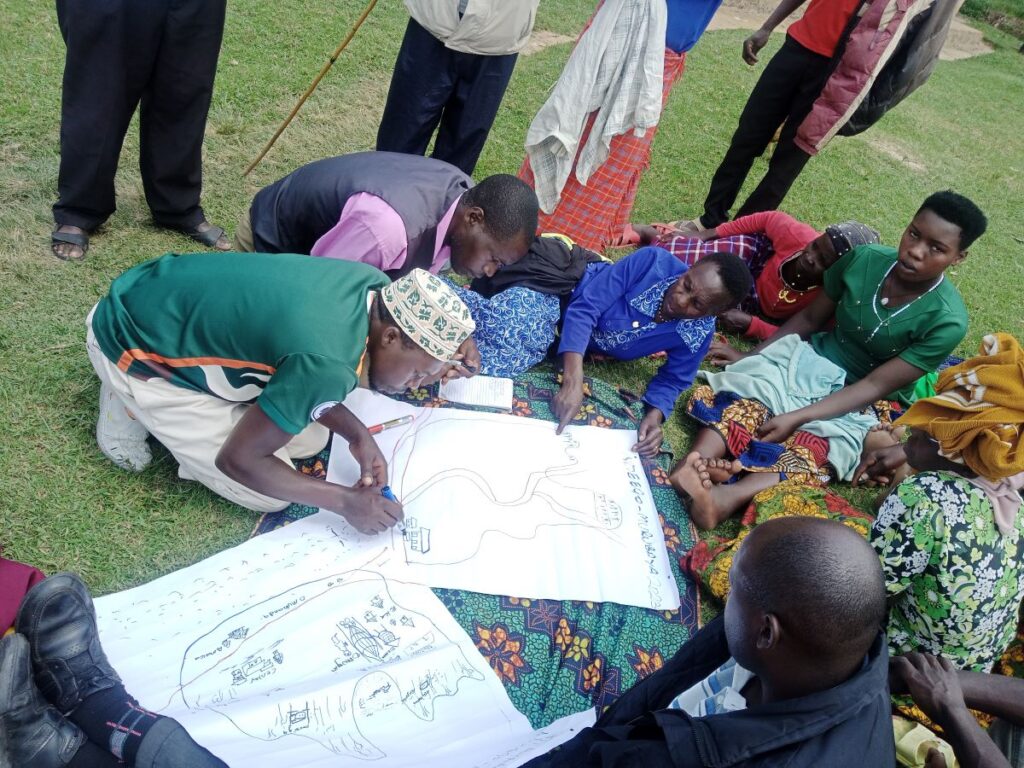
[326,389,680,610]
[94,516,546,768]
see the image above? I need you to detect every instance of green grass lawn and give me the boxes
[2,1,1022,595]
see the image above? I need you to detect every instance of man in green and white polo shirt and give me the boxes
[86,253,475,534]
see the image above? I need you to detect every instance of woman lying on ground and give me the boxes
[863,332,1024,673]
[551,246,753,456]
[629,212,880,340]
[671,190,987,530]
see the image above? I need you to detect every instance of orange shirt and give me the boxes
[787,0,863,58]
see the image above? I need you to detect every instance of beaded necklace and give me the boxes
[866,263,944,342]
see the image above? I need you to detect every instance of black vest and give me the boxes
[249,152,472,277]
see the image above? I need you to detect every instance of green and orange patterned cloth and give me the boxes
[252,369,701,727]
[683,480,875,608]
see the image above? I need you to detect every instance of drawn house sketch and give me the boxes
[176,567,490,759]
[95,519,534,767]
[325,389,680,610]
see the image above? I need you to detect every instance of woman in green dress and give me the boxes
[672,190,987,530]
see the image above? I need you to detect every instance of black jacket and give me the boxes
[524,617,895,767]
[470,234,602,299]
[839,0,961,135]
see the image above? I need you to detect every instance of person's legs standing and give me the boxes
[139,0,226,230]
[53,0,162,235]
[699,37,827,228]
[732,44,831,218]
[376,18,456,159]
[431,50,518,175]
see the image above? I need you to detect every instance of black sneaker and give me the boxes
[15,572,121,715]
[0,633,85,766]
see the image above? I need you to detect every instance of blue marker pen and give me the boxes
[380,485,405,534]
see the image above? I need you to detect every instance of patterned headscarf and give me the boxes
[824,221,881,258]
[380,269,476,361]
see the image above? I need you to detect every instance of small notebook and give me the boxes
[439,375,514,411]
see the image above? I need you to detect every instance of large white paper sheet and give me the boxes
[95,515,590,768]
[324,389,680,610]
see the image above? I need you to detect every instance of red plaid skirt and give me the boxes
[518,49,687,252]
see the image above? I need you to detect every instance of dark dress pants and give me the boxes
[376,17,518,176]
[53,0,225,231]
[700,36,831,228]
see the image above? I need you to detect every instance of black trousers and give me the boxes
[53,0,226,231]
[700,36,831,228]
[376,17,518,176]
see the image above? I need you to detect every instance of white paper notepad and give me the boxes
[439,375,514,411]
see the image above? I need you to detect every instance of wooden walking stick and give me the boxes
[243,0,380,176]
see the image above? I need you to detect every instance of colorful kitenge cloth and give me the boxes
[253,370,701,727]
[685,334,881,482]
[445,281,561,378]
[683,481,874,603]
[518,50,687,253]
[872,471,1024,673]
[687,384,833,484]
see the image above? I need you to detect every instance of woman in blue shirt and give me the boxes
[553,247,753,455]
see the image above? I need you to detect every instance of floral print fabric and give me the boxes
[446,282,561,379]
[872,471,1024,671]
[684,480,874,603]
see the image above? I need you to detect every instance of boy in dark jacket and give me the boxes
[525,516,894,767]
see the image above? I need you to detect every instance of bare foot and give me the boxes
[671,451,712,492]
[51,224,89,261]
[862,423,908,460]
[670,451,728,529]
[869,422,906,440]
[703,457,743,484]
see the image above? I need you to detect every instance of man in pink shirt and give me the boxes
[234,151,539,280]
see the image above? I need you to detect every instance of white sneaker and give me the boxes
[95,383,152,471]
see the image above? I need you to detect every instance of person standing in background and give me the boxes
[50,0,231,261]
[518,0,723,253]
[376,0,540,176]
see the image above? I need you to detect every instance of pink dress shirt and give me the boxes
[310,192,460,274]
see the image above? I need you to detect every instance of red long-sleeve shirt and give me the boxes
[715,211,821,339]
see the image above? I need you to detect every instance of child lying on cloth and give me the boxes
[630,212,880,340]
[551,246,753,456]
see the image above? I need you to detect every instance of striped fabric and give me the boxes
[518,49,687,252]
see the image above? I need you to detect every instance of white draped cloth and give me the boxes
[524,0,667,214]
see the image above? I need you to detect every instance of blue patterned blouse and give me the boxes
[559,246,716,418]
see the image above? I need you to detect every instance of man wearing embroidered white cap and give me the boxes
[85,254,474,534]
